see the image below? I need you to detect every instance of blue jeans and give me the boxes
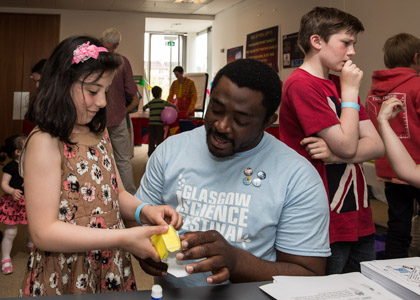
[326,234,375,274]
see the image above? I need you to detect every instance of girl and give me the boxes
[0,134,30,275]
[377,97,420,187]
[19,36,182,296]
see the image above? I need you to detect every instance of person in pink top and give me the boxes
[366,33,420,258]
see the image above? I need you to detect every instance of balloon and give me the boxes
[161,107,178,125]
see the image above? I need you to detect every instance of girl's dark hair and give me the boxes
[0,134,26,161]
[27,35,122,144]
[211,59,282,120]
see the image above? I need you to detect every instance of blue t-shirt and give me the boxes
[135,126,330,288]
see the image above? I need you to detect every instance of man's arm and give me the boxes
[167,82,176,102]
[177,231,326,284]
[302,119,385,164]
[188,80,198,113]
[126,92,140,114]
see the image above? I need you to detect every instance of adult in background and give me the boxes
[167,66,197,120]
[101,27,138,195]
[23,59,47,136]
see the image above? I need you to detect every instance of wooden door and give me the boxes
[0,13,60,145]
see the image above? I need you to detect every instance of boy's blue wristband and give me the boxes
[341,102,360,111]
[135,203,149,225]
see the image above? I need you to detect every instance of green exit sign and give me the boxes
[166,41,175,46]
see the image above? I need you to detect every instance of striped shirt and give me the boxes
[143,98,175,125]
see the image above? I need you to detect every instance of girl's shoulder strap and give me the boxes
[19,127,62,177]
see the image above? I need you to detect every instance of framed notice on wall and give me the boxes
[227,46,243,63]
[282,32,304,68]
[246,26,279,71]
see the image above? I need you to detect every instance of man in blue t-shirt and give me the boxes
[135,59,331,288]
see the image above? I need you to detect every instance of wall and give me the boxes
[3,0,420,102]
[0,7,146,77]
[211,0,420,102]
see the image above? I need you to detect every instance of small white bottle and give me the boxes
[151,284,163,300]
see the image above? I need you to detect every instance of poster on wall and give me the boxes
[227,46,243,63]
[246,26,279,71]
[282,32,304,68]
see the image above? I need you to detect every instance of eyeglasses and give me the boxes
[30,73,41,84]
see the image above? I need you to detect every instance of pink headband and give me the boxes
[71,41,108,65]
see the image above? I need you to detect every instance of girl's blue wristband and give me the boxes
[135,203,149,225]
[341,102,360,111]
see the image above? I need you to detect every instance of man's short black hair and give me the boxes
[31,59,47,74]
[211,59,282,119]
[173,66,184,73]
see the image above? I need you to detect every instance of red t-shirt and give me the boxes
[279,68,375,244]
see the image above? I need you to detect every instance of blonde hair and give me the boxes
[101,27,121,45]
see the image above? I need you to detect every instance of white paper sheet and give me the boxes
[165,252,189,278]
[260,272,400,300]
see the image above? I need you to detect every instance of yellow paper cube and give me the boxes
[151,225,181,261]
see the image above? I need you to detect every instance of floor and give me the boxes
[0,144,391,298]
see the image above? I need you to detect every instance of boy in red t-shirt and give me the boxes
[279,7,384,274]
[366,33,420,258]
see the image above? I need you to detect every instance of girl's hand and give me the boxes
[377,98,404,124]
[12,188,23,201]
[141,205,183,229]
[124,225,170,262]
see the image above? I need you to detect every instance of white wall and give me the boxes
[3,0,420,102]
[211,0,420,102]
[0,7,146,76]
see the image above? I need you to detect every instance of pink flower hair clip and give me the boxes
[71,41,108,65]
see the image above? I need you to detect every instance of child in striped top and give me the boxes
[143,86,177,156]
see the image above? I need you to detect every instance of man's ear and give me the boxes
[264,113,278,129]
[309,34,322,51]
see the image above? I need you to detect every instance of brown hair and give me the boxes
[383,33,420,68]
[298,7,364,54]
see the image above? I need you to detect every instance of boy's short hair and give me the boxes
[152,86,162,98]
[298,7,364,54]
[383,33,420,69]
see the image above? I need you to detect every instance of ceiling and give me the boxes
[0,0,244,32]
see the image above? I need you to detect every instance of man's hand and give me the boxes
[176,230,237,284]
[138,257,168,277]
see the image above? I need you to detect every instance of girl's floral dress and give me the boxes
[19,130,136,297]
